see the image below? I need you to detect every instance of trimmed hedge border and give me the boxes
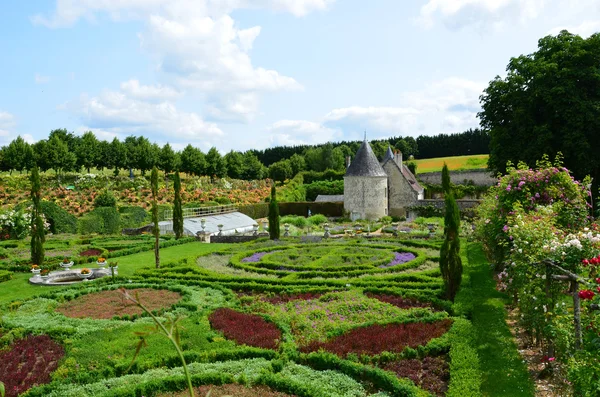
[0,269,13,283]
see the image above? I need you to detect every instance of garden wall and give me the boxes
[239,201,344,219]
[409,199,481,218]
[418,169,496,186]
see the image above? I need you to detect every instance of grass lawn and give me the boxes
[465,242,535,397]
[413,154,488,174]
[0,241,228,305]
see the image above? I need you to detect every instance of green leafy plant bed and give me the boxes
[209,308,282,350]
[55,288,183,320]
[157,384,297,397]
[229,243,425,279]
[382,356,449,396]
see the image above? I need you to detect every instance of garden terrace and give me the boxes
[0,236,485,397]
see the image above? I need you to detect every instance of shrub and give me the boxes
[304,180,343,201]
[78,207,121,235]
[209,308,281,349]
[268,186,280,240]
[40,201,77,234]
[307,214,328,226]
[93,190,117,208]
[119,206,148,228]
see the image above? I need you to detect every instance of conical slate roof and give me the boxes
[345,140,387,177]
[383,146,394,162]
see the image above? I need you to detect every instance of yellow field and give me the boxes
[411,154,488,174]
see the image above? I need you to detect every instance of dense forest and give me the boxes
[0,128,489,181]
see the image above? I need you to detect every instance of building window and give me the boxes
[384,187,387,198]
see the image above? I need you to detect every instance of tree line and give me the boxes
[0,127,489,182]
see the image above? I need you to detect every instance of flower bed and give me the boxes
[0,335,65,397]
[157,384,297,397]
[379,252,416,268]
[209,308,281,349]
[300,319,452,357]
[382,356,449,396]
[237,291,324,304]
[79,248,103,257]
[55,288,182,319]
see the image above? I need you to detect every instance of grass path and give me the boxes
[0,242,228,306]
[466,242,535,397]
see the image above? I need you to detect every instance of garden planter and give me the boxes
[60,261,74,270]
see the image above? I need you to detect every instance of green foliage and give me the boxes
[278,202,344,217]
[440,194,462,301]
[307,214,328,226]
[481,31,600,190]
[406,161,417,175]
[40,200,77,234]
[79,207,121,234]
[94,190,117,208]
[300,169,345,184]
[238,203,269,219]
[0,270,13,283]
[277,173,306,202]
[441,163,451,195]
[446,318,482,397]
[304,180,343,201]
[280,215,308,229]
[268,185,280,240]
[568,351,600,397]
[30,166,45,267]
[173,171,184,239]
[151,166,160,268]
[119,206,148,228]
[269,160,293,183]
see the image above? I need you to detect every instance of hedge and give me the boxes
[300,169,345,184]
[279,202,344,217]
[304,180,344,201]
[238,203,269,219]
[446,318,482,396]
[40,201,78,234]
[0,269,13,283]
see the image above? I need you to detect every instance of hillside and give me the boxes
[412,154,488,174]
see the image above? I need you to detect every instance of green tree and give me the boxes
[268,185,280,240]
[4,136,31,173]
[137,137,158,175]
[241,152,266,180]
[206,147,226,180]
[289,153,306,176]
[224,150,244,179]
[159,143,180,174]
[439,192,462,301]
[47,134,77,175]
[30,166,45,267]
[151,166,160,268]
[180,144,206,176]
[173,171,183,239]
[76,131,99,173]
[96,139,111,171]
[108,137,127,176]
[33,140,51,172]
[480,31,600,192]
[441,163,451,195]
[268,159,293,183]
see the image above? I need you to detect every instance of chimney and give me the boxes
[346,156,351,169]
[394,150,403,167]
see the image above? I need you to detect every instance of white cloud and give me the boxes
[268,119,340,146]
[34,0,311,122]
[548,20,600,38]
[64,89,223,146]
[322,77,485,137]
[0,111,20,146]
[120,79,181,101]
[35,73,51,84]
[418,0,547,29]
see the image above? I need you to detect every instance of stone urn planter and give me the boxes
[78,269,93,280]
[60,260,74,270]
[31,267,41,277]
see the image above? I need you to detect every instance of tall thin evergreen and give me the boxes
[439,192,462,301]
[441,163,451,196]
[173,171,183,239]
[151,166,160,268]
[30,166,45,267]
[268,185,280,240]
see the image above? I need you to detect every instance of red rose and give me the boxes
[579,289,595,300]
[583,259,590,266]
[596,278,600,284]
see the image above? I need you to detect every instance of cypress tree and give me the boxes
[151,166,160,268]
[441,163,451,195]
[173,171,183,239]
[30,165,45,267]
[440,192,462,301]
[268,185,280,240]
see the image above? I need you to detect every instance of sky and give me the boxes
[1,0,599,153]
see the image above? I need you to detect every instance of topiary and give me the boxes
[40,201,77,234]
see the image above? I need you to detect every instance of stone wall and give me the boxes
[417,169,496,186]
[383,161,420,217]
[408,199,481,219]
[343,176,388,220]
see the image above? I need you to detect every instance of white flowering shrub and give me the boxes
[0,208,50,240]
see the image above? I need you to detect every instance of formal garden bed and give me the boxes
[157,384,298,397]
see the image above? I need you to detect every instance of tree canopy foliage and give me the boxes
[480,31,600,188]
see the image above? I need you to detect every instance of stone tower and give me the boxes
[344,139,388,220]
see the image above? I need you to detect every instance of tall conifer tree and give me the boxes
[268,185,280,240]
[30,166,45,267]
[173,171,183,239]
[151,166,160,268]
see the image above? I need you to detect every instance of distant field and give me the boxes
[412,154,488,174]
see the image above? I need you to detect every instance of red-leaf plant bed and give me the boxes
[157,384,297,397]
[55,288,182,319]
[366,293,434,310]
[79,248,103,256]
[0,335,65,397]
[208,308,281,350]
[300,319,452,357]
[382,356,450,396]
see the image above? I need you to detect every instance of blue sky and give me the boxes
[1,0,599,152]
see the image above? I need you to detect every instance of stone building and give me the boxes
[334,139,423,220]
